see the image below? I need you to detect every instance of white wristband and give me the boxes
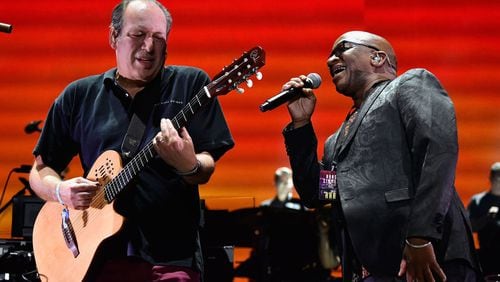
[55,182,65,206]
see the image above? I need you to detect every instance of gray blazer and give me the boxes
[284,68,479,276]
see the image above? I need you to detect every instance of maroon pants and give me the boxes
[92,257,200,282]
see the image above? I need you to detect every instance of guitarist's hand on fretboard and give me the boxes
[153,118,198,171]
[153,118,215,184]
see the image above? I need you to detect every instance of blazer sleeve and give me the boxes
[283,123,322,208]
[396,68,459,240]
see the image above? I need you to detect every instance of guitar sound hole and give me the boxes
[105,159,114,174]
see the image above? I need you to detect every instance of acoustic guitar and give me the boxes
[32,46,265,281]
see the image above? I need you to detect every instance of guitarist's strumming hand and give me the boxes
[30,155,99,210]
[153,118,215,184]
[56,177,99,210]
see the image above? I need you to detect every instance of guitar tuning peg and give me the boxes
[255,72,263,80]
[246,79,253,88]
[236,87,245,94]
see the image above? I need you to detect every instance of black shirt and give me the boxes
[34,66,234,269]
[468,191,500,244]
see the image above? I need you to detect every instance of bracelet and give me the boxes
[175,160,201,176]
[405,239,432,249]
[55,182,65,206]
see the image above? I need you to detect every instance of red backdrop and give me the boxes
[0,0,499,240]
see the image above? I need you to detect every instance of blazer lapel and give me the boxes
[337,80,390,157]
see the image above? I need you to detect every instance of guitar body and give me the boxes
[33,151,125,282]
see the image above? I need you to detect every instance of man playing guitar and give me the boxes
[28,1,239,281]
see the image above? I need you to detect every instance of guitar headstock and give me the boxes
[208,46,265,97]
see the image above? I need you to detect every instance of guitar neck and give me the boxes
[104,87,212,202]
[170,86,213,130]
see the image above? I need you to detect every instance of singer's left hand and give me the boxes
[398,238,446,282]
[284,75,316,128]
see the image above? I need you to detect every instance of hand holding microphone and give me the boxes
[260,73,322,112]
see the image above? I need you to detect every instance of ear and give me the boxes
[163,45,168,62]
[370,51,386,67]
[109,28,118,49]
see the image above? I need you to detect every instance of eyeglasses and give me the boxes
[329,40,397,70]
[329,40,380,58]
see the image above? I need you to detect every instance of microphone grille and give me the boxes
[307,73,322,89]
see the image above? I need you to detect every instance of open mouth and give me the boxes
[332,65,346,76]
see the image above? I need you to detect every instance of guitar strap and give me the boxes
[120,68,171,162]
[121,113,146,161]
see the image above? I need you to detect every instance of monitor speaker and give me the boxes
[11,195,44,238]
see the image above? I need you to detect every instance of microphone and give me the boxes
[0,23,13,34]
[13,165,32,173]
[260,73,321,112]
[25,120,42,134]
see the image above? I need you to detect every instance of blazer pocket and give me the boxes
[384,188,410,203]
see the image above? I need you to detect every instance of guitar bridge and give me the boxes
[61,208,80,258]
